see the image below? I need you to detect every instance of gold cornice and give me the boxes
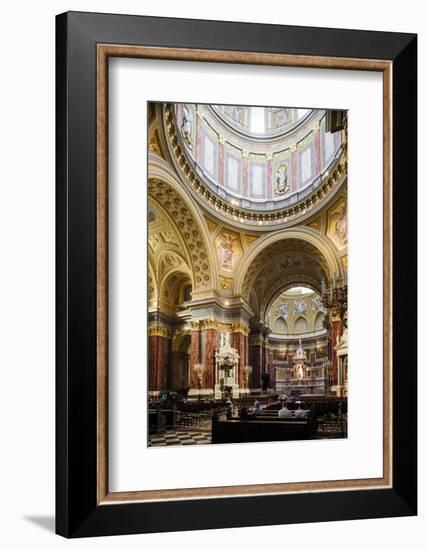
[190,319,249,335]
[148,326,172,338]
[199,319,222,331]
[231,322,250,336]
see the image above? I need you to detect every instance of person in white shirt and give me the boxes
[278,401,292,418]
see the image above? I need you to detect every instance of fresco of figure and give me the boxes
[218,233,238,270]
[335,205,348,244]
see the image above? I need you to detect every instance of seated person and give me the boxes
[239,406,249,420]
[253,401,263,416]
[278,401,292,418]
[295,402,307,419]
[226,399,233,419]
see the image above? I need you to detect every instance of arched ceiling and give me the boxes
[148,177,216,293]
[238,234,336,301]
[234,229,341,320]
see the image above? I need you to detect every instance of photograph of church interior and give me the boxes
[148,102,348,447]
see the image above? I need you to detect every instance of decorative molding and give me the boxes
[148,326,173,338]
[163,104,348,231]
[243,234,259,246]
[149,129,165,159]
[219,276,233,290]
[306,217,321,231]
[148,178,213,290]
[231,322,250,336]
[204,215,219,233]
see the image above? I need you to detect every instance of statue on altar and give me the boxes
[214,331,240,399]
[293,339,307,382]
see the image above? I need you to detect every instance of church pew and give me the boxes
[211,418,312,444]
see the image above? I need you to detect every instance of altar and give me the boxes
[214,332,240,399]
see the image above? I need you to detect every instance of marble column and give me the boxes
[249,333,263,391]
[189,323,201,390]
[314,126,321,175]
[232,330,246,390]
[200,325,218,392]
[266,158,273,198]
[330,319,342,387]
[243,157,249,196]
[218,141,225,187]
[290,145,298,192]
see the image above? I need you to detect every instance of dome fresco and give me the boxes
[172,103,344,216]
[267,286,326,337]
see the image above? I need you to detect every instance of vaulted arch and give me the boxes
[148,154,218,294]
[234,227,342,301]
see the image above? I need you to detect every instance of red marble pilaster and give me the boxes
[201,329,217,390]
[314,128,321,175]
[243,157,249,196]
[195,111,201,164]
[233,331,246,388]
[311,351,316,367]
[218,142,225,187]
[189,327,201,389]
[148,335,171,391]
[331,320,342,387]
[291,148,298,192]
[266,159,273,199]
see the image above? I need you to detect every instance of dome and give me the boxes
[163,102,346,229]
[210,105,312,139]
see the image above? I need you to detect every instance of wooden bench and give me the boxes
[258,410,310,419]
[211,417,312,444]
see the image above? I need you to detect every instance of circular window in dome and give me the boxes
[211,105,312,139]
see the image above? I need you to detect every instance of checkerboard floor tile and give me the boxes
[149,430,211,447]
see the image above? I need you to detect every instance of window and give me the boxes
[300,146,312,183]
[324,130,336,162]
[251,165,264,196]
[227,155,239,191]
[203,135,215,175]
[250,107,265,133]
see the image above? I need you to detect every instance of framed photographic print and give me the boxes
[56,11,417,537]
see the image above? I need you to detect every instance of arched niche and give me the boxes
[273,317,288,334]
[293,316,308,333]
[148,155,217,293]
[234,227,342,301]
[314,311,325,331]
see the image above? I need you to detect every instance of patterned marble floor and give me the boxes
[149,430,211,447]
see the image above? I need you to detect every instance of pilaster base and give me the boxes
[331,385,347,397]
[188,388,214,400]
[214,384,241,400]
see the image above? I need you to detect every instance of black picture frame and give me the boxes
[56,11,417,538]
